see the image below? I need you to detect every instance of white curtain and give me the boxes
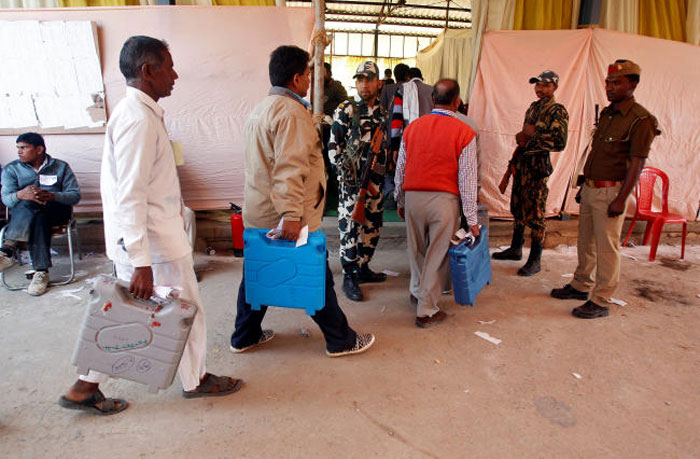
[599,0,639,35]
[486,0,516,30]
[414,34,443,86]
[417,28,473,98]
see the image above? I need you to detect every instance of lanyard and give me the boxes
[431,110,454,118]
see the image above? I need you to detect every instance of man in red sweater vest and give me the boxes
[394,79,479,328]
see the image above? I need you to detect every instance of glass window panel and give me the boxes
[377,35,390,57]
[348,33,363,56]
[362,33,375,56]
[403,36,418,58]
[334,32,348,56]
[390,35,404,58]
[417,37,432,52]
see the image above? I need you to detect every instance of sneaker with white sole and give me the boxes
[0,251,16,272]
[326,333,375,358]
[229,329,275,353]
[27,271,50,296]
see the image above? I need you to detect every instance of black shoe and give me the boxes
[342,273,364,301]
[358,264,387,284]
[492,246,523,260]
[551,284,588,301]
[492,227,524,261]
[517,239,542,276]
[572,301,609,319]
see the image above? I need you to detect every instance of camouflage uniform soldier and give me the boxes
[328,61,388,301]
[493,70,568,276]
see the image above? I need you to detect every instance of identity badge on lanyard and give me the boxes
[39,175,58,186]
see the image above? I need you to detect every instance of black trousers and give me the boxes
[230,261,357,353]
[4,201,72,270]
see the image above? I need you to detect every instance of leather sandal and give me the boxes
[58,390,128,416]
[183,373,244,398]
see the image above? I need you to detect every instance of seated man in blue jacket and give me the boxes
[0,132,81,296]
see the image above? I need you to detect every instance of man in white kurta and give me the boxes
[59,36,242,415]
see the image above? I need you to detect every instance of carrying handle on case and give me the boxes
[260,231,299,248]
[460,227,486,250]
[107,276,169,312]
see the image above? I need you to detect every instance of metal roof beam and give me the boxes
[328,28,440,37]
[292,0,471,13]
[326,10,471,23]
[327,16,467,28]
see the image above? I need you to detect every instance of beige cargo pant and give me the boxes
[570,183,628,307]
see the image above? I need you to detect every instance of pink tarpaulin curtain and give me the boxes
[469,27,700,220]
[0,6,314,211]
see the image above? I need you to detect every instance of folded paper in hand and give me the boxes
[266,219,309,248]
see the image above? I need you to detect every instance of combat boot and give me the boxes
[492,227,524,261]
[517,239,543,276]
[342,269,364,302]
[358,264,387,284]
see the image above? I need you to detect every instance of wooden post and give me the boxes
[313,0,326,126]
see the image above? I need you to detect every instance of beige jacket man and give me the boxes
[243,87,326,231]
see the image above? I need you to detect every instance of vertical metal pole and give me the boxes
[313,0,326,124]
[445,0,450,29]
[373,28,379,59]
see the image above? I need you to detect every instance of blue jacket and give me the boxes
[1,154,81,208]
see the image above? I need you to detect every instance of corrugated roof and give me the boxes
[288,0,472,37]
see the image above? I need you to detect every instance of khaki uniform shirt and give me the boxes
[584,97,659,181]
[242,87,326,232]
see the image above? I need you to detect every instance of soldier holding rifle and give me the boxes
[493,70,569,277]
[328,61,389,302]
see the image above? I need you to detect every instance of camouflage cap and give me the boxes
[607,59,641,77]
[529,70,559,85]
[353,61,379,79]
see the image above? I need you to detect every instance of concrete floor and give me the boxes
[1,237,700,458]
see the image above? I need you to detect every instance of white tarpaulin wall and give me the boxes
[470,27,700,221]
[0,6,314,211]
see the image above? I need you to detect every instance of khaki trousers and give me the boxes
[570,183,628,307]
[405,191,460,318]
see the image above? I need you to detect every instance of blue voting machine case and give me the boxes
[449,226,492,307]
[244,228,326,315]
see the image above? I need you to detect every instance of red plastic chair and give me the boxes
[622,167,687,262]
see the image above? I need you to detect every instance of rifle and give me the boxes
[351,128,385,224]
[498,146,521,194]
[571,104,600,205]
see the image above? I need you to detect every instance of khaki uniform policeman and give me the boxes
[493,70,569,277]
[328,61,388,301]
[551,60,659,319]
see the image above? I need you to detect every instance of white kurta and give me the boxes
[81,87,206,391]
[100,87,191,267]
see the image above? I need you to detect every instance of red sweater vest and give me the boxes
[402,113,476,196]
